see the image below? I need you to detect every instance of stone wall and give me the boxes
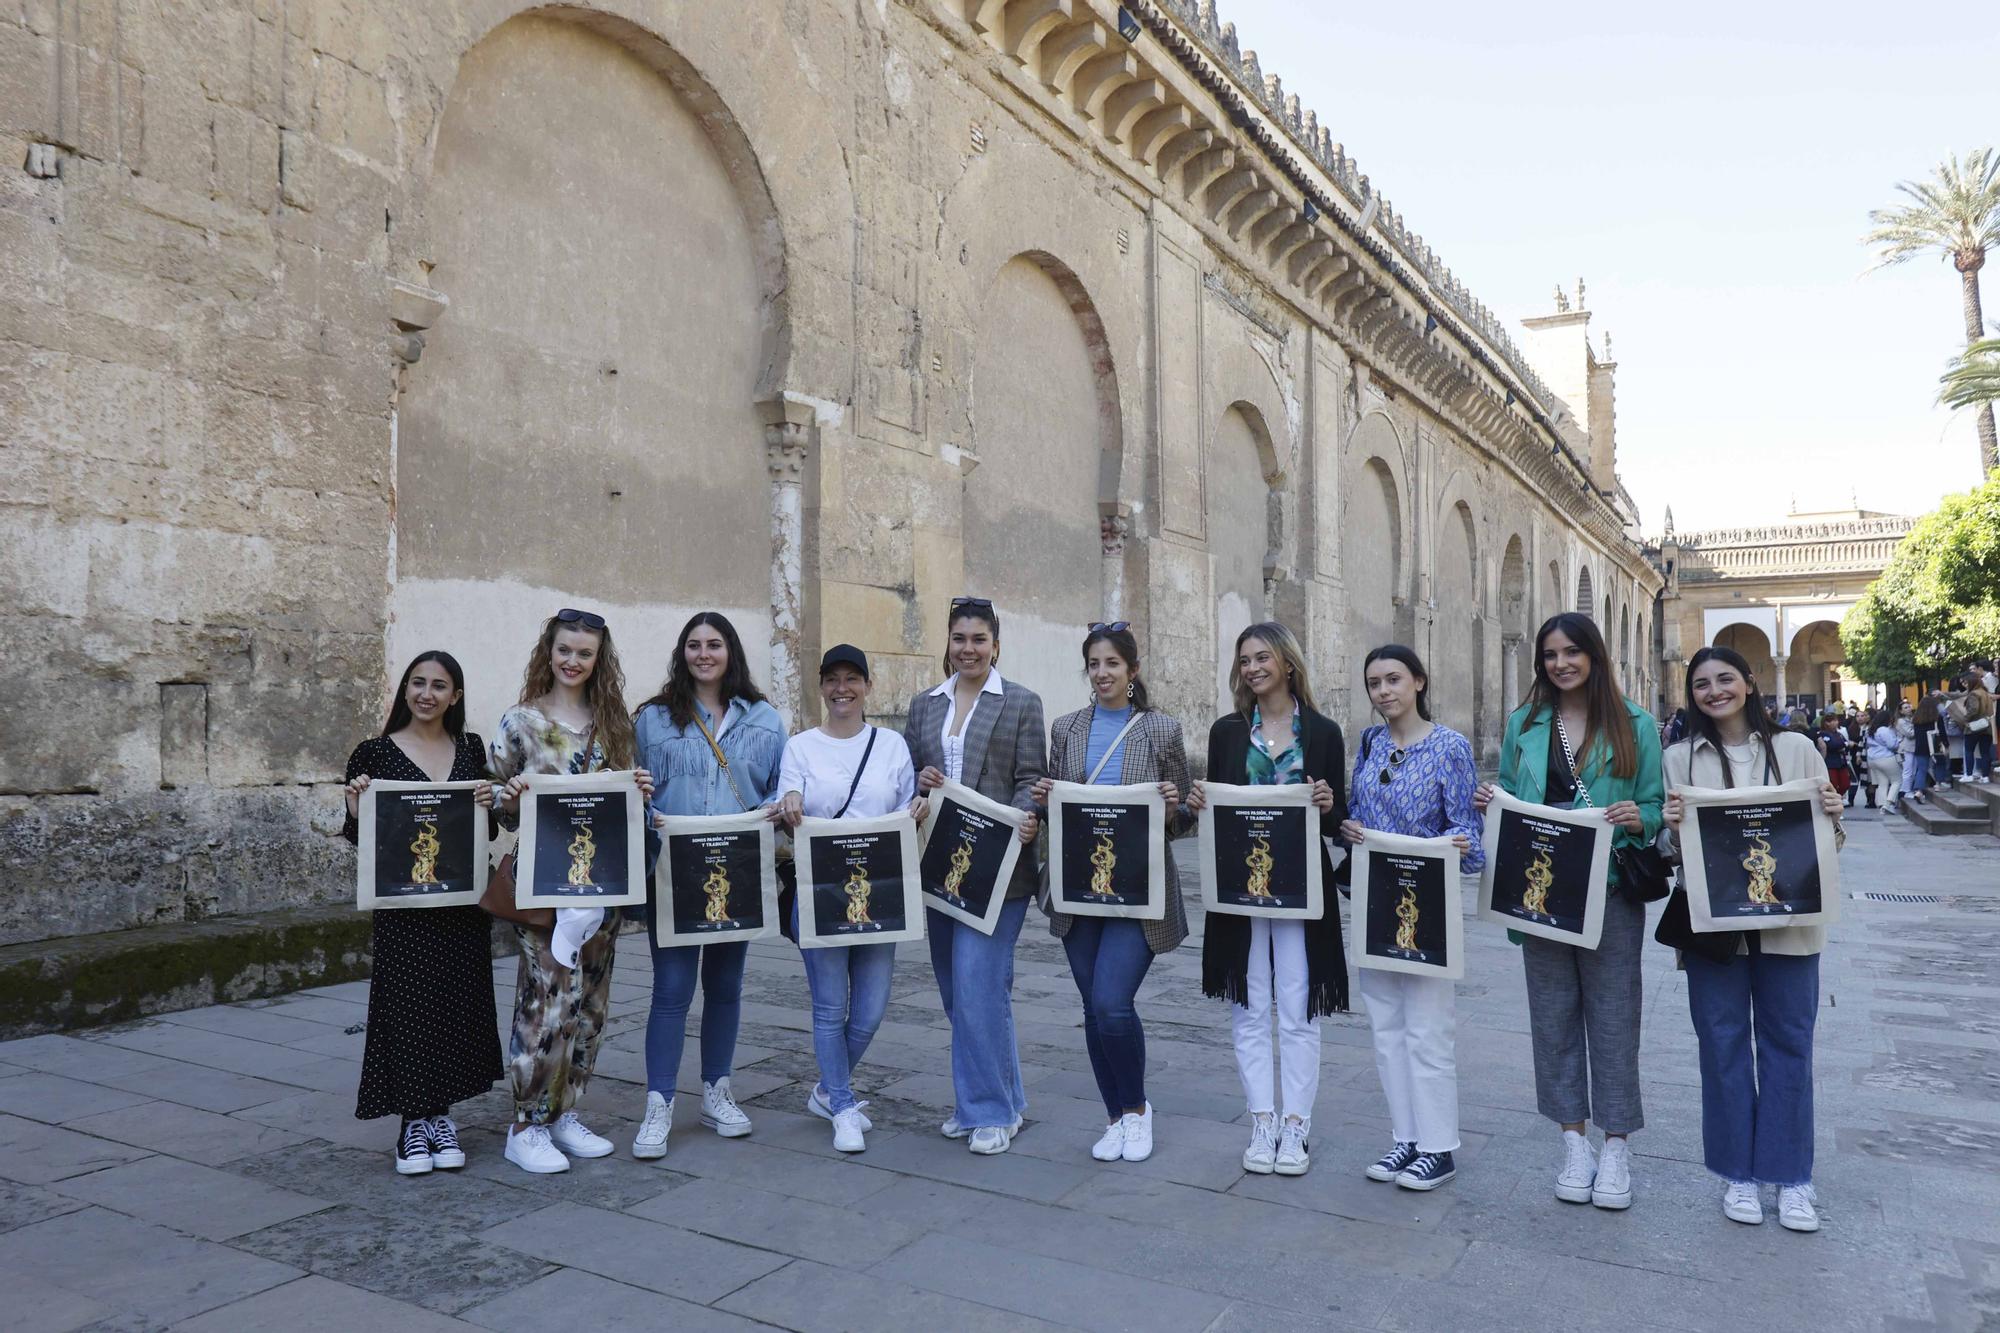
[0,0,1660,946]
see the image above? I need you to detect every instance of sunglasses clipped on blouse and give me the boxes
[1378,746,1408,785]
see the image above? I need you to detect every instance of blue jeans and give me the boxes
[1061,917,1153,1119]
[928,896,1029,1130]
[644,936,748,1098]
[1684,942,1819,1186]
[1967,730,1994,780]
[795,896,895,1114]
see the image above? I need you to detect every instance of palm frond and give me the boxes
[1941,336,2000,410]
[1865,148,2000,270]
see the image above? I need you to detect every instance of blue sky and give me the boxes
[1216,0,1997,531]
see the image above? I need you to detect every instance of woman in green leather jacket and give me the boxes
[1473,611,1663,1213]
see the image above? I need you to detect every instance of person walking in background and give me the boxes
[1192,621,1348,1179]
[1336,645,1478,1192]
[1474,613,1663,1211]
[1868,705,1905,816]
[1953,676,1993,782]
[629,612,788,1161]
[1817,714,1851,806]
[906,598,1046,1156]
[1841,706,1872,808]
[1034,623,1192,1165]
[341,652,502,1176]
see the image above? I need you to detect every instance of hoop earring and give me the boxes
[1126,681,1134,699]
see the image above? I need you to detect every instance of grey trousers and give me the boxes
[1520,889,1645,1134]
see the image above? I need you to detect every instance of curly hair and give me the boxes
[518,613,636,768]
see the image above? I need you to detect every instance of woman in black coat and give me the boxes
[1189,622,1347,1178]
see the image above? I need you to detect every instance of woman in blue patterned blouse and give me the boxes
[1338,644,1482,1192]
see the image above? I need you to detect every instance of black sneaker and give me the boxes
[1366,1141,1420,1182]
[426,1115,466,1169]
[1396,1150,1456,1191]
[395,1118,434,1176]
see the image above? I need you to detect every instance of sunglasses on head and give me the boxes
[555,607,607,631]
[1378,747,1408,785]
[1088,621,1131,634]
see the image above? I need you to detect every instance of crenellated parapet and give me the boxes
[1657,515,1916,581]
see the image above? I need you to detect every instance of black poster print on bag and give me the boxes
[1491,808,1592,935]
[1059,801,1152,909]
[667,830,766,935]
[920,797,1012,918]
[530,790,631,900]
[1695,799,1824,919]
[1211,804,1311,911]
[373,788,478,899]
[809,830,908,937]
[1365,851,1450,966]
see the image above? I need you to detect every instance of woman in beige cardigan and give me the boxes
[1661,646,1843,1235]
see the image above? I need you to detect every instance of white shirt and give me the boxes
[930,670,1005,784]
[779,726,917,820]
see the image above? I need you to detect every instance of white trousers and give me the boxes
[1230,918,1320,1124]
[1358,966,1460,1152]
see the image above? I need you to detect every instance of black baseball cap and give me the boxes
[819,644,870,681]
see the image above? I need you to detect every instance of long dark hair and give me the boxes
[944,601,1002,676]
[383,651,467,739]
[518,613,636,768]
[1526,612,1636,780]
[1361,643,1431,722]
[1682,645,1780,788]
[1082,623,1150,711]
[638,611,767,730]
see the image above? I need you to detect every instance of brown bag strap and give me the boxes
[690,708,754,812]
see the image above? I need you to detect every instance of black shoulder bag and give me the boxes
[777,728,876,943]
[1654,743,1775,963]
[1554,714,1671,903]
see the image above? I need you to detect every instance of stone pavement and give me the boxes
[2,807,1997,1331]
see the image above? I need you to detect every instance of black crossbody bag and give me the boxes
[777,728,877,943]
[1653,744,1776,964]
[1553,715,1671,903]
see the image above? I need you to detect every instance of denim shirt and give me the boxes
[636,697,787,820]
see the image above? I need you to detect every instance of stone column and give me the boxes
[1099,506,1132,622]
[1501,633,1523,717]
[1772,652,1789,709]
[760,395,816,729]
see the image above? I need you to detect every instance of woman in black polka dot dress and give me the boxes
[341,651,504,1175]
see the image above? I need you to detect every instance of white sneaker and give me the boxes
[807,1084,872,1131]
[940,1111,969,1140]
[1556,1129,1597,1203]
[1091,1120,1126,1161]
[505,1123,570,1174]
[832,1107,867,1153]
[1274,1117,1310,1176]
[549,1111,614,1159]
[632,1091,672,1160]
[701,1079,752,1138]
[1591,1136,1633,1209]
[968,1125,1012,1155]
[1778,1184,1820,1232]
[1120,1104,1154,1162]
[1722,1180,1763,1225]
[1242,1113,1277,1174]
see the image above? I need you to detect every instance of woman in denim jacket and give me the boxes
[629,612,788,1161]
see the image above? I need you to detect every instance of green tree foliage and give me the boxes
[1841,471,2000,683]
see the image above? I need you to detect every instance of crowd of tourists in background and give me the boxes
[1660,659,1996,815]
[333,602,1847,1239]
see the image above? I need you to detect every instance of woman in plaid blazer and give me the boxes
[906,599,1047,1157]
[1032,623,1192,1165]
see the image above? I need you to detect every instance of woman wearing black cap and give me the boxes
[775,644,919,1153]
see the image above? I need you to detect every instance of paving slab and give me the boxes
[50,1154,330,1241]
[626,1175,918,1267]
[0,1113,153,1183]
[168,1274,475,1331]
[459,1267,772,1332]
[0,1206,299,1324]
[869,1230,1232,1331]
[718,1257,1073,1332]
[65,1099,311,1166]
[479,1200,791,1304]
[0,1070,159,1123]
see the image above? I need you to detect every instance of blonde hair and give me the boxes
[1228,621,1317,717]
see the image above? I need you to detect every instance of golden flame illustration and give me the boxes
[408,819,441,886]
[1742,833,1779,905]
[1244,835,1276,900]
[702,863,732,923]
[1522,848,1553,916]
[567,823,597,887]
[844,863,873,924]
[1088,832,1117,897]
[942,836,974,899]
[1395,883,1420,952]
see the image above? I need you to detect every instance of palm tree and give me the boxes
[1941,336,2000,426]
[1866,148,2000,474]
